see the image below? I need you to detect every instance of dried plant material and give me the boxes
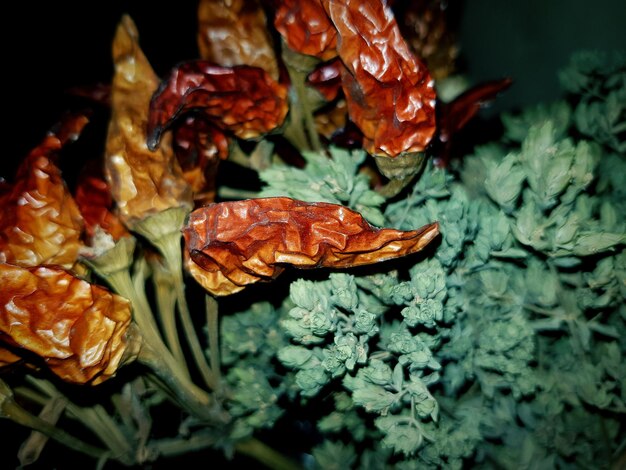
[198,0,279,80]
[0,121,86,269]
[147,61,289,150]
[435,78,513,167]
[274,0,337,60]
[105,15,192,229]
[0,263,134,384]
[321,0,437,159]
[307,58,343,102]
[0,345,21,367]
[75,164,130,244]
[183,197,439,296]
[395,0,459,80]
[173,116,229,206]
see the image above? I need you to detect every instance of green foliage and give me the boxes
[215,50,626,468]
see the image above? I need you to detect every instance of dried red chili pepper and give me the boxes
[105,15,192,229]
[147,61,289,151]
[198,0,279,80]
[75,163,130,245]
[320,0,437,159]
[434,78,513,167]
[0,263,135,384]
[0,117,86,269]
[183,197,439,296]
[274,0,337,60]
[306,58,343,102]
[172,115,229,206]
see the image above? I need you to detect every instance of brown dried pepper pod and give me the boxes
[0,263,135,384]
[172,116,229,206]
[0,118,86,269]
[198,0,279,80]
[274,0,337,61]
[105,15,192,230]
[183,197,439,296]
[75,163,130,245]
[147,61,289,151]
[320,0,437,160]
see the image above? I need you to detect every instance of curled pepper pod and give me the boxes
[321,0,437,160]
[274,0,337,60]
[0,346,21,368]
[435,78,513,167]
[147,61,289,151]
[0,116,87,269]
[183,197,439,296]
[0,263,136,384]
[75,162,130,246]
[198,0,279,80]
[105,15,192,230]
[172,115,229,206]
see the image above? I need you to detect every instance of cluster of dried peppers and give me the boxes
[0,2,514,466]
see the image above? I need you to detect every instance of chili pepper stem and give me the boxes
[26,377,136,465]
[205,295,221,387]
[282,45,323,153]
[158,230,218,391]
[137,338,225,423]
[133,208,217,390]
[1,379,110,462]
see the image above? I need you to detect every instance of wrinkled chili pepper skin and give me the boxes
[320,0,437,158]
[0,263,132,384]
[198,0,279,80]
[147,61,288,151]
[0,137,84,269]
[75,168,129,243]
[183,197,439,296]
[105,15,192,229]
[274,0,337,60]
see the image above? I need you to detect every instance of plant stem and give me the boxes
[1,379,109,461]
[158,230,217,390]
[235,438,302,470]
[205,295,222,387]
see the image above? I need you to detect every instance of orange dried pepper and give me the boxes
[75,163,130,244]
[198,0,279,80]
[274,0,337,60]
[105,15,192,229]
[147,61,289,150]
[320,0,437,159]
[183,197,439,296]
[0,263,134,384]
[0,118,86,269]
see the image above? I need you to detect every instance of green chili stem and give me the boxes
[205,295,221,387]
[1,381,109,461]
[235,438,302,470]
[158,230,217,391]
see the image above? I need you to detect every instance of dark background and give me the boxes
[1,1,625,468]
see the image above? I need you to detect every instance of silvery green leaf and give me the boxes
[525,259,559,307]
[281,318,326,344]
[484,153,525,212]
[360,359,393,386]
[329,273,358,311]
[392,363,404,391]
[406,375,439,421]
[375,416,424,455]
[277,345,314,369]
[353,309,378,335]
[554,213,580,246]
[502,101,571,142]
[568,140,600,192]
[572,232,626,256]
[312,441,357,470]
[344,376,398,414]
[295,368,329,397]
